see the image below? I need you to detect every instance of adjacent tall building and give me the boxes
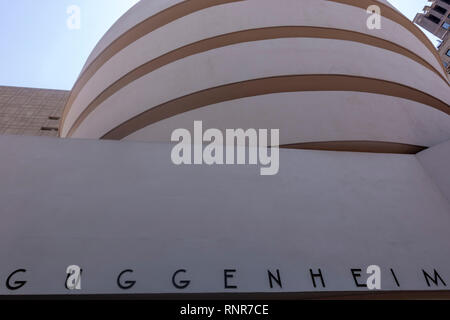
[414,0,450,73]
[0,86,68,137]
[414,0,450,39]
[438,32,450,72]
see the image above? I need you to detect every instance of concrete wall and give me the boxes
[417,139,450,203]
[0,135,449,295]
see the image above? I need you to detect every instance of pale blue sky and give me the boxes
[0,0,139,90]
[0,0,441,90]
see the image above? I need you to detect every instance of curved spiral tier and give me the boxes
[60,0,450,153]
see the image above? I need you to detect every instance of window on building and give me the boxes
[427,14,441,24]
[433,5,447,15]
[41,127,59,132]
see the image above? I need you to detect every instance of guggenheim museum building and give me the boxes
[1,0,450,298]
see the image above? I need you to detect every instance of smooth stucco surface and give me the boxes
[61,0,450,148]
[0,135,449,295]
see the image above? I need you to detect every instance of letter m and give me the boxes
[423,269,447,287]
[225,128,258,164]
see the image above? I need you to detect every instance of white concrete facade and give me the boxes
[59,0,450,151]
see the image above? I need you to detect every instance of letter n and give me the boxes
[268,269,282,289]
